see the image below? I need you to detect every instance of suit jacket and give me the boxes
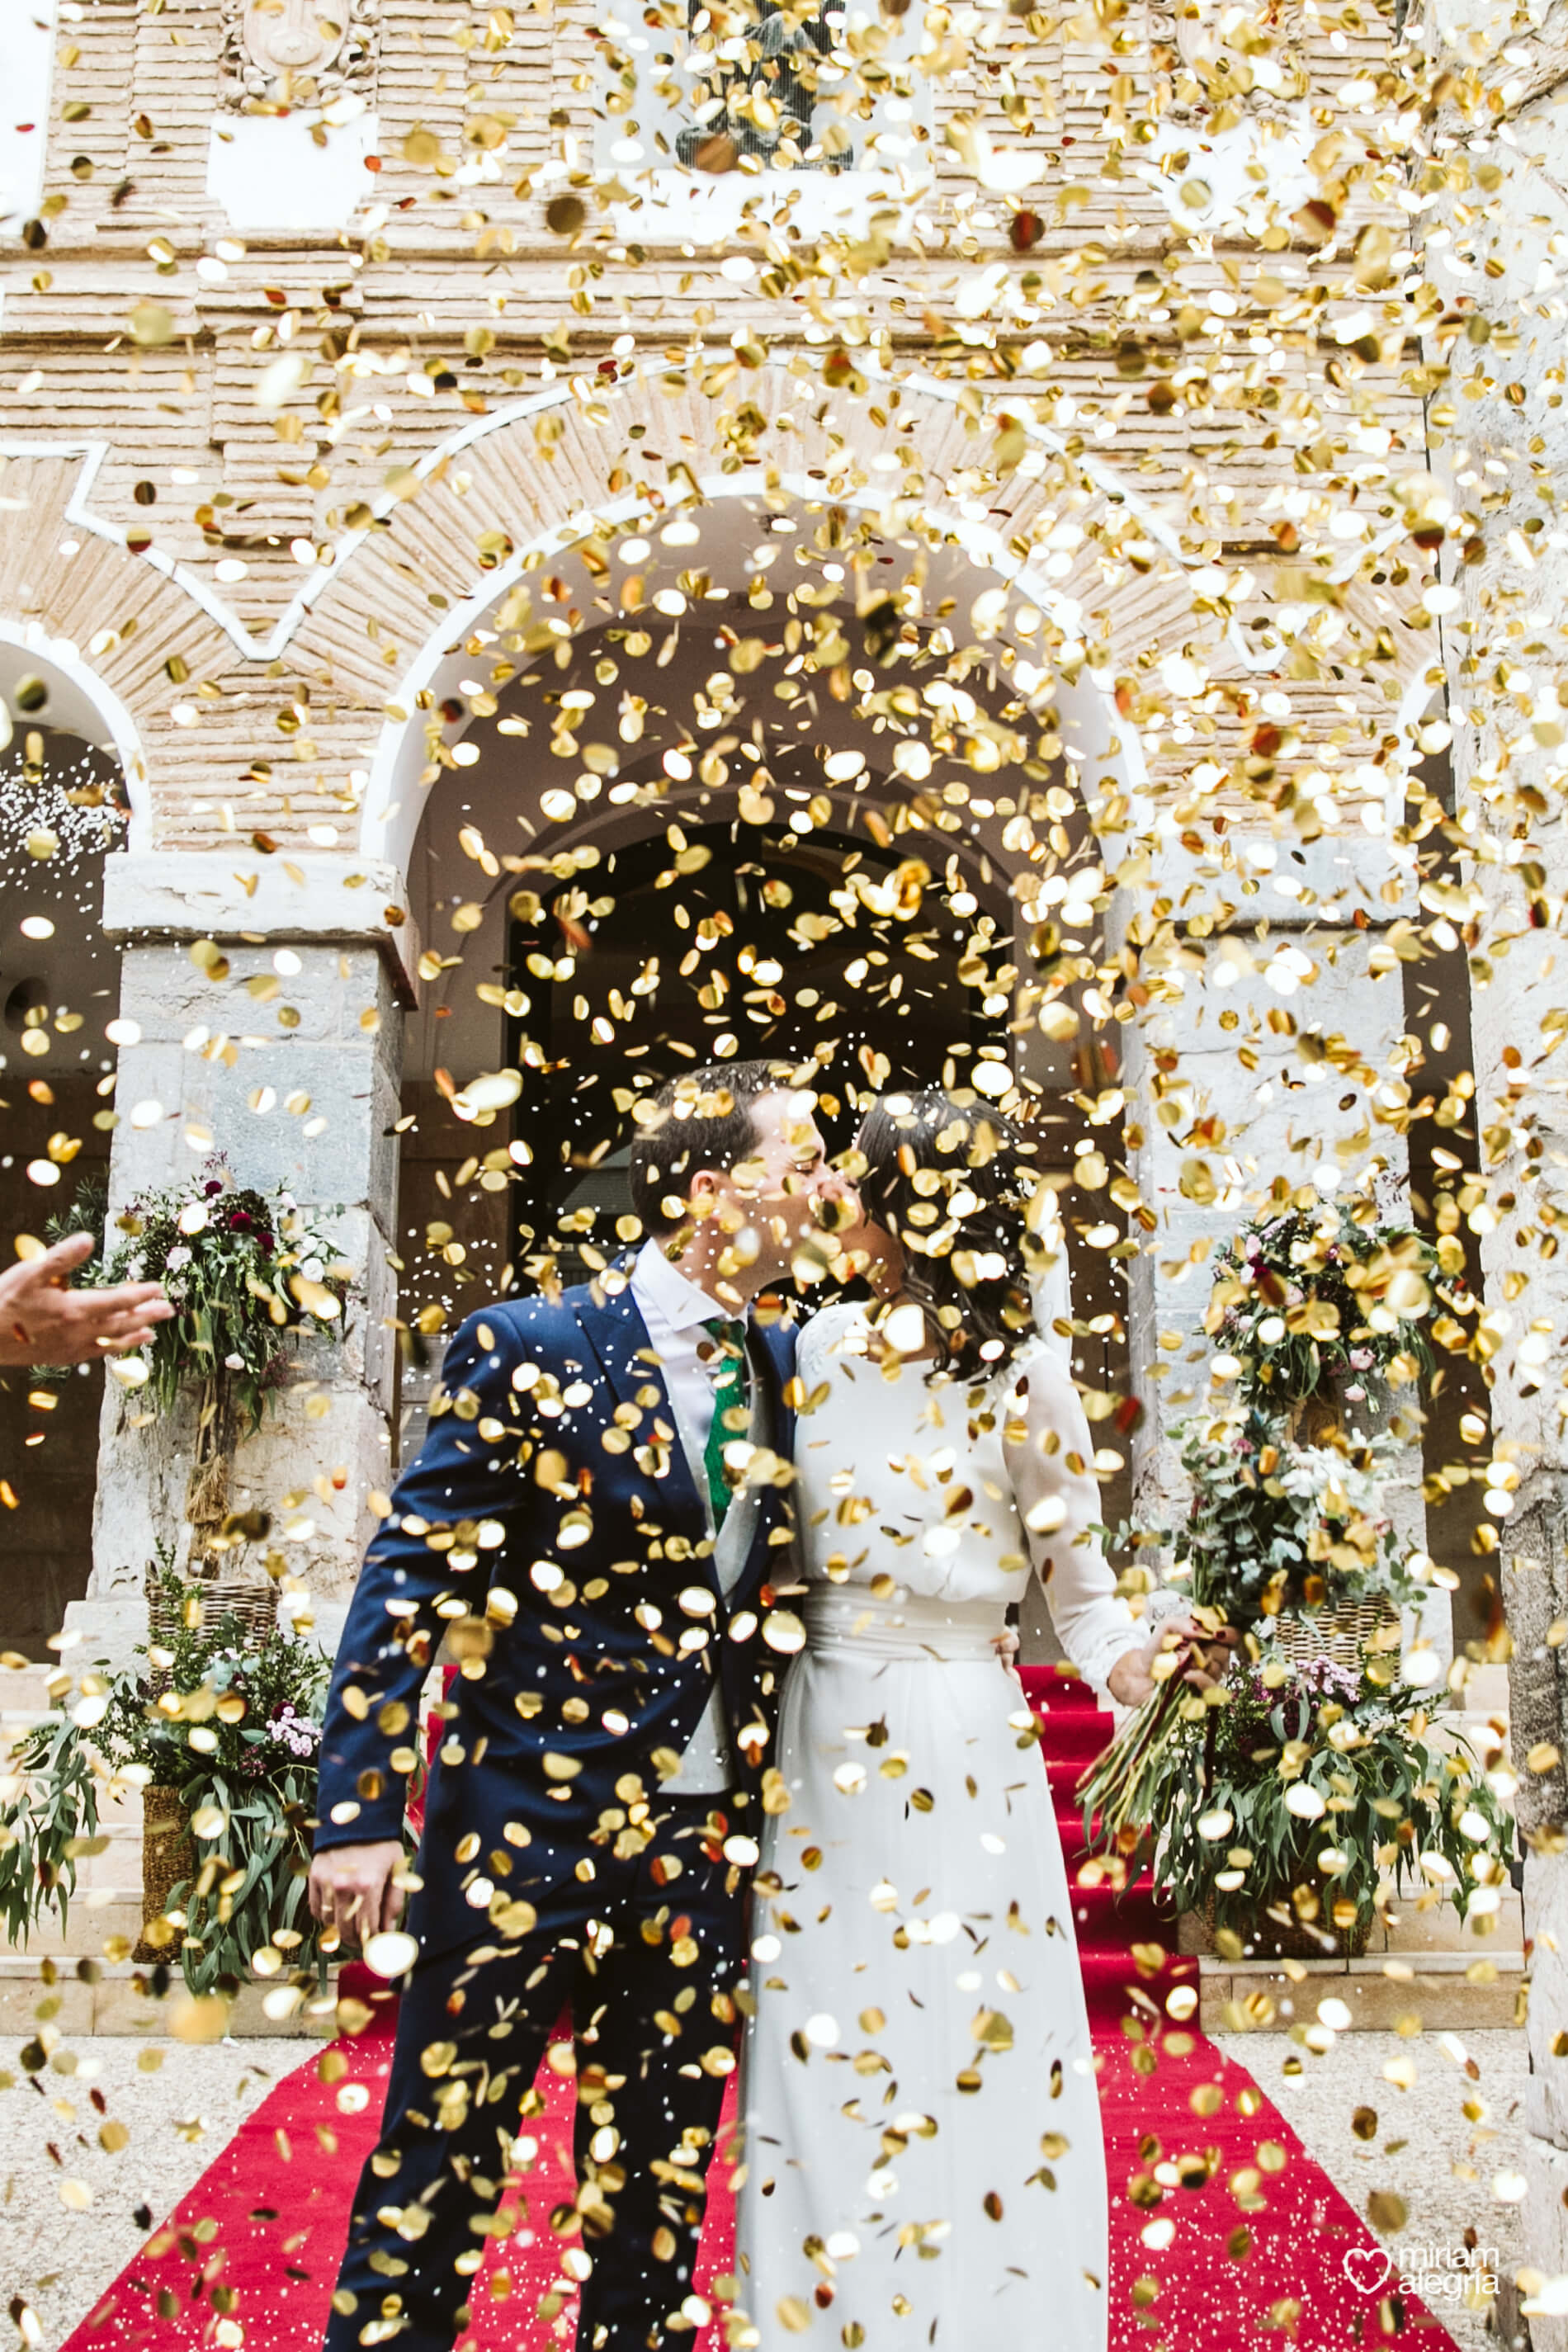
[313,1272,799,1958]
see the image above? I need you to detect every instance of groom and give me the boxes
[309,1060,844,2351]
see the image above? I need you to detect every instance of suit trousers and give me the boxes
[324,1797,747,2352]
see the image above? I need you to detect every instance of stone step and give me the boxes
[10,1891,145,1956]
[1199,1948,1525,2034]
[1178,1885,1525,1961]
[0,1953,345,2038]
[0,1665,63,1707]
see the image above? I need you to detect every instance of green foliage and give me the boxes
[1083,1413,1430,1849]
[0,1709,104,1948]
[92,1159,347,1432]
[1150,1655,1515,1944]
[1171,1409,1423,1630]
[166,1760,322,1996]
[0,1568,329,1991]
[42,1172,111,1258]
[1206,1201,1438,1410]
[108,1563,328,1783]
[99,1569,329,1991]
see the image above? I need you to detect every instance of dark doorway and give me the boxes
[503,819,1013,1278]
[0,729,127,1655]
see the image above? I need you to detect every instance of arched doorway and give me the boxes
[506,813,1012,1276]
[385,512,1141,1658]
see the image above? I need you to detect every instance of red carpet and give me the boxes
[64,1670,1447,2350]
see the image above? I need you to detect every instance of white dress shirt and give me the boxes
[629,1239,756,1796]
[629,1238,730,1501]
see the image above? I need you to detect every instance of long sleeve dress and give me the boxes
[734,1302,1148,2350]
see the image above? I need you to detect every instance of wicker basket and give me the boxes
[1203,1892,1372,1962]
[134,1784,194,1964]
[1264,1599,1400,1674]
[148,1576,277,1679]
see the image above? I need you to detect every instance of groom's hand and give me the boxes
[307,1840,406,1947]
[1105,1614,1237,1708]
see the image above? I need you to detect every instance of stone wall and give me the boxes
[1425,0,1568,2326]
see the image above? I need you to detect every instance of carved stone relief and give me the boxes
[1170,0,1309,121]
[220,0,380,111]
[674,0,852,175]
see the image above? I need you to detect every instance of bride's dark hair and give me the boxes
[853,1089,1045,1381]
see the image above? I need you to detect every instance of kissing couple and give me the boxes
[308,1061,1221,2352]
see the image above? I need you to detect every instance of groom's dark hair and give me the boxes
[627,1059,796,1237]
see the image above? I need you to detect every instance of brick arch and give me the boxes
[0,451,240,846]
[0,375,1195,853]
[251,365,1205,881]
[2,389,1434,855]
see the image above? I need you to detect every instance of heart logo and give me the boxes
[1344,2246,1395,2295]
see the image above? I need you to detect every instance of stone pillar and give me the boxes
[70,853,418,1662]
[1428,24,1568,2324]
[1115,829,1446,1660]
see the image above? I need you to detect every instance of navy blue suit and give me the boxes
[315,1272,797,2350]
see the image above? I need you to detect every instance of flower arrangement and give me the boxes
[0,1709,104,1950]
[1168,1410,1421,1627]
[1204,1202,1438,1410]
[0,1570,330,1994]
[1150,1650,1514,1952]
[1077,1410,1424,1845]
[105,1572,328,1991]
[99,1159,347,1433]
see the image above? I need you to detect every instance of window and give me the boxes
[598,0,933,234]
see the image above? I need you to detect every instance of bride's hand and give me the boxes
[1105,1615,1237,1708]
[992,1623,1021,1666]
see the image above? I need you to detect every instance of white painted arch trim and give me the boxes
[357,464,1156,881]
[2,361,1189,668]
[0,617,153,851]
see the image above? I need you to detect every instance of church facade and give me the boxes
[3,0,1568,2315]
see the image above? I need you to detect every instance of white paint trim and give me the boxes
[2,360,1193,669]
[205,111,379,234]
[0,618,153,850]
[358,456,1158,880]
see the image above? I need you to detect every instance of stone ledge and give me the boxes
[0,1955,346,2038]
[1198,1951,1526,2033]
[1201,1950,1526,1976]
[101,850,423,1006]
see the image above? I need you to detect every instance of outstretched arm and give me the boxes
[1004,1351,1230,1705]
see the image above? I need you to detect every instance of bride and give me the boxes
[734,1089,1222,2351]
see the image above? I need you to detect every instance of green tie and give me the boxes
[701,1317,749,1528]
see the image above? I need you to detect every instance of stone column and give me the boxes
[1427,25,1568,2325]
[1115,827,1446,1660]
[70,853,418,1662]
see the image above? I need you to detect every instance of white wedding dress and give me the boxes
[734,1303,1148,2351]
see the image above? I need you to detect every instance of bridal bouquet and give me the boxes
[1078,1409,1422,1847]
